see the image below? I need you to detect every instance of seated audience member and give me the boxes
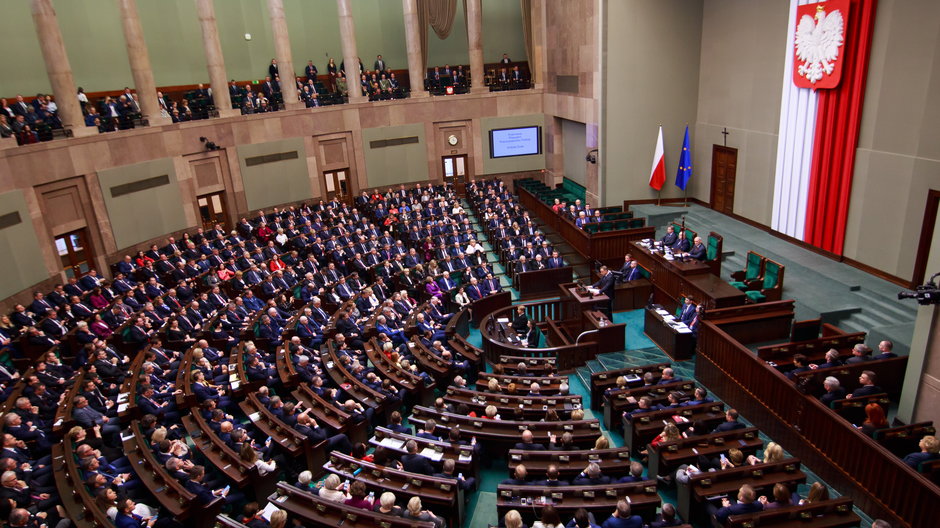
[859,403,889,436]
[847,370,881,398]
[573,462,610,485]
[602,500,642,528]
[434,458,475,491]
[501,464,530,486]
[874,340,898,360]
[710,483,763,524]
[343,480,373,510]
[318,474,349,503]
[660,226,678,247]
[713,409,746,433]
[801,481,830,504]
[786,354,811,379]
[811,348,843,369]
[903,435,940,469]
[758,483,800,510]
[514,430,545,451]
[649,503,682,527]
[845,343,873,364]
[688,237,707,260]
[819,376,847,406]
[533,505,565,528]
[537,464,568,487]
[400,440,434,476]
[402,496,445,528]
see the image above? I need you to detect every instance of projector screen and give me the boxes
[489,126,542,158]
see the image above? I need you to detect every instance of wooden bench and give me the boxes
[443,386,582,421]
[239,392,325,473]
[370,426,478,479]
[792,356,909,398]
[123,420,224,523]
[622,402,726,452]
[757,331,866,367]
[52,439,113,528]
[409,405,602,454]
[495,355,558,376]
[326,451,464,527]
[677,458,806,522]
[874,421,935,458]
[476,371,565,394]
[726,497,859,528]
[507,446,632,478]
[268,482,435,528]
[497,480,660,525]
[603,380,697,429]
[648,427,762,477]
[589,362,671,410]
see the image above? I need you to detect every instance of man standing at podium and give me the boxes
[592,266,616,316]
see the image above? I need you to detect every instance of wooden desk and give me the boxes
[590,363,671,410]
[497,480,660,525]
[508,447,632,478]
[644,307,696,360]
[631,242,745,309]
[516,266,574,300]
[622,402,725,452]
[560,284,610,327]
[677,458,806,522]
[647,427,762,477]
[269,483,435,528]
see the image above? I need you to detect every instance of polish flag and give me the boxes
[649,126,666,191]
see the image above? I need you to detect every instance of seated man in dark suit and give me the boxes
[811,348,844,369]
[400,440,435,476]
[657,368,683,385]
[819,376,847,406]
[847,370,881,398]
[688,237,707,260]
[874,340,898,360]
[500,464,531,486]
[536,464,569,486]
[712,409,746,433]
[433,458,475,490]
[671,231,691,253]
[622,260,642,282]
[902,435,940,469]
[572,462,610,486]
[786,354,812,379]
[184,464,230,505]
[616,461,646,483]
[845,343,873,364]
[710,484,763,524]
[660,226,678,247]
[386,411,412,435]
[415,419,441,442]
[649,503,682,528]
[602,500,644,528]
[513,429,546,451]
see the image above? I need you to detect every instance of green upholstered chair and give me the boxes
[705,232,723,276]
[628,218,646,229]
[730,251,765,291]
[584,223,600,234]
[670,223,697,242]
[745,258,784,303]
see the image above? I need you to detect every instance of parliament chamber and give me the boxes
[1,1,939,528]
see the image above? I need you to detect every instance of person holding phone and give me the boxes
[184,465,236,504]
[114,499,157,528]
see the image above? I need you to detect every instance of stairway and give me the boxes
[573,346,682,391]
[463,200,520,301]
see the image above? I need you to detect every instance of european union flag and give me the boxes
[675,126,692,190]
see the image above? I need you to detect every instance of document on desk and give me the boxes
[655,309,670,316]
[421,447,444,461]
[380,437,406,449]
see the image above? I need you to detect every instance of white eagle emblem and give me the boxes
[795,8,844,84]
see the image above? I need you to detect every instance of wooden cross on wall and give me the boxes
[721,127,730,146]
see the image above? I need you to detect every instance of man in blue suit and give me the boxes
[711,484,763,524]
[591,266,616,316]
[671,231,691,253]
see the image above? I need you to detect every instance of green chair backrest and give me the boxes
[675,296,685,317]
[639,266,651,279]
[707,235,720,261]
[764,260,780,289]
[584,224,599,234]
[745,252,763,280]
[629,218,645,229]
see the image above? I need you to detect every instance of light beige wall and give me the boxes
[361,124,429,188]
[96,158,187,251]
[561,118,587,186]
[842,0,940,280]
[0,191,49,301]
[236,138,311,211]
[479,114,546,175]
[601,0,703,207]
[695,0,788,224]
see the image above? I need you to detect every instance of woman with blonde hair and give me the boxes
[571,408,585,420]
[269,509,287,528]
[504,509,524,528]
[318,474,349,502]
[402,496,444,528]
[651,423,682,448]
[594,435,610,450]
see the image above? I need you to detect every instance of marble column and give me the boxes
[337,0,365,104]
[466,0,485,93]
[402,0,427,97]
[117,0,169,125]
[29,0,95,137]
[195,0,238,118]
[266,0,301,110]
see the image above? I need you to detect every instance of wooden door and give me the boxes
[710,145,737,215]
[54,228,96,279]
[197,192,227,231]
